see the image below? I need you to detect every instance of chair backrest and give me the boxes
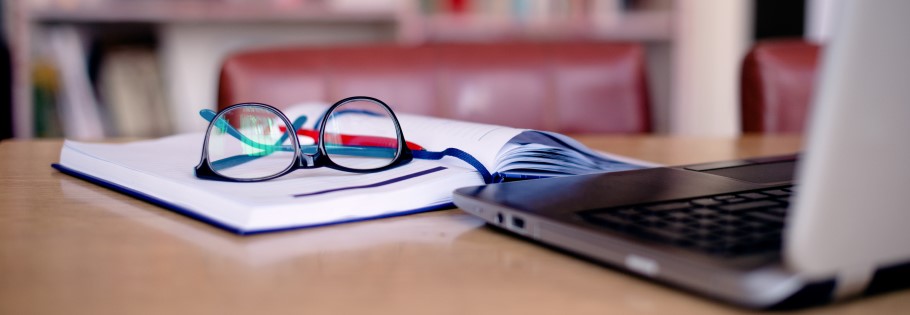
[217,42,651,133]
[741,39,822,133]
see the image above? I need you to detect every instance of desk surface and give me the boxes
[1,135,906,314]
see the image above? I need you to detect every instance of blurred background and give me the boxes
[1,0,836,140]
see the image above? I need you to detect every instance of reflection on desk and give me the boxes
[58,179,483,267]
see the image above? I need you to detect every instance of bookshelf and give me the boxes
[8,0,675,139]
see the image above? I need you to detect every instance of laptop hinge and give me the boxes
[833,266,874,300]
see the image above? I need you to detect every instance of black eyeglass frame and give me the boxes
[195,96,414,182]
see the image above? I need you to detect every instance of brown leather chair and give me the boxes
[741,39,822,133]
[217,42,651,133]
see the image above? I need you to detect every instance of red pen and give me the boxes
[278,127,425,151]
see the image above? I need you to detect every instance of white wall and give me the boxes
[670,0,752,136]
[806,0,844,43]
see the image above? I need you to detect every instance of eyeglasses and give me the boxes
[195,96,492,183]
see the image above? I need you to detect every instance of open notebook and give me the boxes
[54,104,653,234]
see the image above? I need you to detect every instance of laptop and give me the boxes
[453,0,910,309]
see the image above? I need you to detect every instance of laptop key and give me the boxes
[691,198,722,206]
[745,211,786,224]
[689,228,718,239]
[638,215,665,227]
[644,202,692,212]
[585,213,632,227]
[665,222,692,231]
[738,192,769,199]
[664,212,691,221]
[763,189,791,197]
[766,207,788,216]
[692,208,719,217]
[614,208,640,217]
[742,220,769,231]
[718,200,779,212]
[716,225,742,234]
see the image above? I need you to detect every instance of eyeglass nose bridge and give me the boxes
[298,150,318,169]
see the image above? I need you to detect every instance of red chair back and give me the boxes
[741,40,822,133]
[218,42,651,133]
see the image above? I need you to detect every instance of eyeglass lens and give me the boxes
[206,106,297,180]
[323,99,401,170]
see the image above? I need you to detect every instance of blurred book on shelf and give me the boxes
[1,23,12,140]
[30,25,172,139]
[27,0,399,21]
[415,0,667,19]
[45,25,105,140]
[97,46,172,138]
[411,0,671,41]
[31,57,63,138]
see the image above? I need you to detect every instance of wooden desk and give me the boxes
[1,136,906,314]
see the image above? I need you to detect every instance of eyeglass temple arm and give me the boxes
[276,115,309,146]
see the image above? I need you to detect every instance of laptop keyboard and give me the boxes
[580,186,794,257]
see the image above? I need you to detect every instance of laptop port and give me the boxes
[496,212,504,224]
[511,216,525,230]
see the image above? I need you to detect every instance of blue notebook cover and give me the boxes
[52,163,453,235]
